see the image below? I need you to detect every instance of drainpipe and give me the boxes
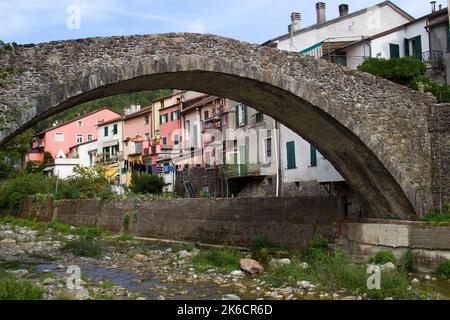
[273,119,280,197]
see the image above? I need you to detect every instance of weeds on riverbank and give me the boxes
[436,260,450,278]
[370,251,397,265]
[0,270,43,300]
[63,238,103,258]
[0,216,106,238]
[191,248,243,273]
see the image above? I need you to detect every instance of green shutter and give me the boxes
[404,38,410,56]
[159,115,162,124]
[235,106,240,127]
[310,145,317,167]
[389,44,400,59]
[243,106,248,125]
[104,127,108,137]
[412,36,422,60]
[170,112,173,121]
[286,141,296,169]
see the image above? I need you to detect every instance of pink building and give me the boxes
[123,106,152,163]
[158,102,182,162]
[27,108,121,162]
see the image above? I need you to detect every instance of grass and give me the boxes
[64,238,103,258]
[0,271,43,300]
[116,234,134,242]
[421,205,450,223]
[370,251,397,265]
[191,248,243,273]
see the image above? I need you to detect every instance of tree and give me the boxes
[357,57,427,86]
[0,130,34,180]
[57,166,113,199]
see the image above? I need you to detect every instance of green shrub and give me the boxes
[250,234,271,253]
[0,277,43,300]
[191,248,243,273]
[357,57,427,85]
[64,238,103,258]
[0,172,55,212]
[421,205,450,222]
[370,251,397,265]
[304,235,329,261]
[400,249,417,272]
[56,166,113,200]
[436,260,450,278]
[122,213,130,231]
[130,173,165,194]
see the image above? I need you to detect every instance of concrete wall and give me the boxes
[53,197,345,248]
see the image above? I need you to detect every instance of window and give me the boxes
[144,115,150,125]
[76,134,83,144]
[174,134,179,145]
[171,111,180,121]
[265,138,272,159]
[193,124,198,148]
[310,145,317,167]
[77,120,83,128]
[286,141,296,169]
[104,126,109,137]
[145,133,150,141]
[112,124,118,135]
[255,112,264,123]
[87,134,93,141]
[135,142,142,154]
[162,136,168,145]
[236,104,248,127]
[411,35,422,60]
[160,113,169,124]
[204,110,209,120]
[55,133,64,142]
[389,43,400,59]
[185,120,190,140]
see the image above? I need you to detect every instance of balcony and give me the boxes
[32,139,45,149]
[224,164,262,178]
[422,50,444,68]
[97,152,122,164]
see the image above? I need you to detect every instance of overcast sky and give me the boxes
[0,0,441,45]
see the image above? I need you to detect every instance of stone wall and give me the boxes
[337,220,450,271]
[429,103,450,209]
[53,197,345,248]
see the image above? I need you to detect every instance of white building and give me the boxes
[69,140,98,167]
[262,1,415,190]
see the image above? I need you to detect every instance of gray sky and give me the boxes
[0,0,441,44]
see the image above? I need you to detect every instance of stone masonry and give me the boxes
[0,33,446,218]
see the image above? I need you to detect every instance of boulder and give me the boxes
[132,254,147,263]
[6,269,29,277]
[380,262,396,272]
[239,259,263,275]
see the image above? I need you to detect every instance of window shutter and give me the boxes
[286,141,296,169]
[310,145,317,167]
[171,112,174,121]
[235,106,240,127]
[243,106,248,125]
[159,115,162,124]
[412,36,422,60]
[389,44,400,59]
[404,38,410,56]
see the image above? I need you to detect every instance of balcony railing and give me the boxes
[422,50,443,67]
[224,164,262,178]
[32,139,45,149]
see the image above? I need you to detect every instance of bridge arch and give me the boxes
[0,33,437,219]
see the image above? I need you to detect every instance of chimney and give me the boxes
[339,4,349,17]
[430,1,437,12]
[290,12,301,32]
[316,2,326,24]
[439,4,443,10]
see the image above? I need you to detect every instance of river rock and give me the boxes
[424,275,431,280]
[7,269,29,277]
[133,254,147,263]
[300,262,310,269]
[411,278,420,284]
[178,250,192,259]
[239,259,263,275]
[297,280,311,290]
[222,294,241,300]
[230,270,244,277]
[380,262,396,272]
[69,287,90,300]
[271,258,292,266]
[0,238,17,245]
[43,278,56,285]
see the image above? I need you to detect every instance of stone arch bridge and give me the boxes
[0,33,447,219]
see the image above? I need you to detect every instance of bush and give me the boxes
[130,173,165,194]
[0,277,43,300]
[116,235,134,242]
[436,260,450,278]
[64,238,103,258]
[0,172,55,212]
[400,249,417,272]
[370,251,397,265]
[358,57,427,85]
[304,235,329,261]
[56,166,113,200]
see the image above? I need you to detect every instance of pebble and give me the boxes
[222,294,241,300]
[6,269,29,277]
[411,278,420,284]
